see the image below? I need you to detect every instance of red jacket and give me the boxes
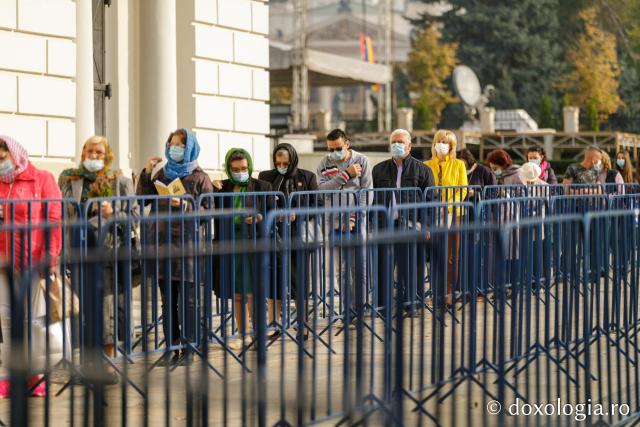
[0,163,62,270]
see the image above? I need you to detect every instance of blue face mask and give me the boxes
[169,146,185,162]
[616,159,625,168]
[390,143,405,158]
[277,167,289,175]
[330,148,346,162]
[232,171,250,183]
[494,169,503,177]
[528,159,541,166]
[0,159,14,176]
[83,158,104,173]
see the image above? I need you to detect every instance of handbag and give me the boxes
[39,274,80,323]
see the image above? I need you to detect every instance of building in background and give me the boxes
[269,0,447,132]
[0,0,271,176]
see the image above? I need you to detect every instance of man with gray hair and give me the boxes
[372,129,435,314]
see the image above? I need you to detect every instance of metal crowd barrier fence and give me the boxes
[2,193,640,425]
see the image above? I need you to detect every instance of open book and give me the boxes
[154,178,186,196]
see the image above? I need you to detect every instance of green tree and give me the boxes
[406,25,458,129]
[538,95,555,129]
[414,0,564,123]
[561,7,623,122]
[585,98,600,131]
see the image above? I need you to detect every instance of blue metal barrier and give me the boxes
[2,192,640,425]
[550,194,608,215]
[482,184,527,200]
[425,185,480,206]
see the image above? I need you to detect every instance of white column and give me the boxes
[75,0,95,161]
[138,0,177,167]
[563,106,580,133]
[104,0,133,175]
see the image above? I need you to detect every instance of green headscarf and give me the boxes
[224,148,253,187]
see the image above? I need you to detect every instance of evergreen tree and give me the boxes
[538,95,555,129]
[414,0,564,122]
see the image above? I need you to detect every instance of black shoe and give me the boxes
[157,351,180,367]
[178,351,194,367]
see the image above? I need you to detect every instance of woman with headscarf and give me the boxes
[136,129,213,367]
[215,148,272,349]
[258,143,318,336]
[59,135,138,383]
[0,135,62,398]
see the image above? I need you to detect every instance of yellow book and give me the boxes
[154,178,186,196]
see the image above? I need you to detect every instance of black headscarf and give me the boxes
[271,143,299,197]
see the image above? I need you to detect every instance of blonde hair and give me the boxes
[81,135,113,165]
[432,129,457,159]
[389,129,412,144]
[601,151,612,171]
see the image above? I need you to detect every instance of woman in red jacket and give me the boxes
[0,135,62,398]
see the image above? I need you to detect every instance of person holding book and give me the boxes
[59,135,138,383]
[136,129,213,366]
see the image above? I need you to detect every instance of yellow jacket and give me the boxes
[425,156,468,214]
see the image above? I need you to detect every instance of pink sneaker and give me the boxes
[0,380,9,399]
[27,375,46,397]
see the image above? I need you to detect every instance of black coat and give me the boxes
[136,167,214,282]
[372,156,435,226]
[258,168,319,209]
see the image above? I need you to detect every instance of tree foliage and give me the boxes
[406,25,458,129]
[414,0,564,123]
[560,7,623,122]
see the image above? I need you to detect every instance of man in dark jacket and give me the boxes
[258,143,318,337]
[372,129,435,314]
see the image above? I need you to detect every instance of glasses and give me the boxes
[84,148,106,159]
[328,147,345,152]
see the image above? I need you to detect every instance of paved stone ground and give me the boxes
[0,281,636,426]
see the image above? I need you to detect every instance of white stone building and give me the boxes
[0,0,271,177]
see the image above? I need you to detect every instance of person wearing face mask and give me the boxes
[526,147,557,184]
[215,148,272,349]
[486,149,526,186]
[258,143,317,336]
[457,149,496,192]
[372,129,434,312]
[59,136,138,383]
[136,129,213,366]
[0,135,62,398]
[424,130,468,305]
[563,146,603,186]
[614,150,635,184]
[317,129,372,317]
[597,151,625,195]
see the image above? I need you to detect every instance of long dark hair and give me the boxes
[615,150,635,183]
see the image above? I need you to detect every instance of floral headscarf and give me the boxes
[0,135,30,184]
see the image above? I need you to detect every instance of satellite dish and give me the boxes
[452,65,482,107]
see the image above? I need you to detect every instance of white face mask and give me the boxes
[435,143,450,156]
[0,159,14,176]
[83,158,104,173]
